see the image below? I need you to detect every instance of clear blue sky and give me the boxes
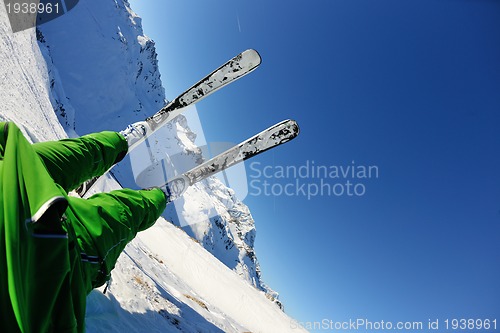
[130,0,500,331]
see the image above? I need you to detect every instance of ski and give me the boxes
[76,49,261,197]
[163,119,300,201]
[130,48,262,151]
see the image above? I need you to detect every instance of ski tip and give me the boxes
[287,119,300,137]
[277,119,300,140]
[242,49,262,67]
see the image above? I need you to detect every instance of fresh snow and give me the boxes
[0,0,307,332]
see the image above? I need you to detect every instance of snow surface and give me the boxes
[0,0,307,332]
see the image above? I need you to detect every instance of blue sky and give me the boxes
[129,0,500,330]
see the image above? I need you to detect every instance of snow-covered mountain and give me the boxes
[0,0,305,332]
[36,0,165,135]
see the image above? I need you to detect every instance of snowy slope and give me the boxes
[0,1,306,332]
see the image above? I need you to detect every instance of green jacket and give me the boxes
[0,122,166,332]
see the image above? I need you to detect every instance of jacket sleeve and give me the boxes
[32,131,128,192]
[66,187,166,289]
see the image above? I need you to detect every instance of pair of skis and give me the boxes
[77,49,299,198]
